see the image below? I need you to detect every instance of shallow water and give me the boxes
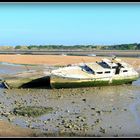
[0,63,140,137]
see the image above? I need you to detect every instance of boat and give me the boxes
[50,57,139,88]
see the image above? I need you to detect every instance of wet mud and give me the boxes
[0,63,140,137]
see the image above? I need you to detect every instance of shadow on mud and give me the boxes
[0,76,51,89]
[20,76,51,89]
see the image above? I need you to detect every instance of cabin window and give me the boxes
[81,65,95,74]
[97,72,103,74]
[112,66,117,69]
[105,71,110,73]
[123,70,128,72]
[98,62,110,68]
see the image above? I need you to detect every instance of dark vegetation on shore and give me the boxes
[0,43,140,51]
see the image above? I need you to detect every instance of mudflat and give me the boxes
[0,55,140,137]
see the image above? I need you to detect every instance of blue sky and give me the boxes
[0,3,140,46]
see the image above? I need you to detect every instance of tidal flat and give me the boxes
[0,79,140,137]
[0,56,140,137]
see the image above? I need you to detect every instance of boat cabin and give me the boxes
[80,58,130,76]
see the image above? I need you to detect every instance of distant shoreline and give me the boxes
[0,50,140,57]
[0,54,139,70]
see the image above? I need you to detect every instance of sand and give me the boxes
[0,54,139,68]
[0,120,38,137]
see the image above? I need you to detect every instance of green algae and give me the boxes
[13,106,53,117]
[51,80,108,89]
[51,77,139,89]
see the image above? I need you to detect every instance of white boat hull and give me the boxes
[50,74,139,88]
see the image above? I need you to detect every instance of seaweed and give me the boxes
[13,106,53,117]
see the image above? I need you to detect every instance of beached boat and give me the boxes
[50,57,139,88]
[2,70,50,89]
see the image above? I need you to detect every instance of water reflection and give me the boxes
[129,98,140,126]
[132,78,140,86]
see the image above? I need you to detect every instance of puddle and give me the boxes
[0,62,23,67]
[129,89,140,126]
[129,99,140,126]
[132,78,140,86]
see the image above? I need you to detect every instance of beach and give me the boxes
[0,120,40,137]
[0,54,139,68]
[0,54,139,137]
[1,2,140,137]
